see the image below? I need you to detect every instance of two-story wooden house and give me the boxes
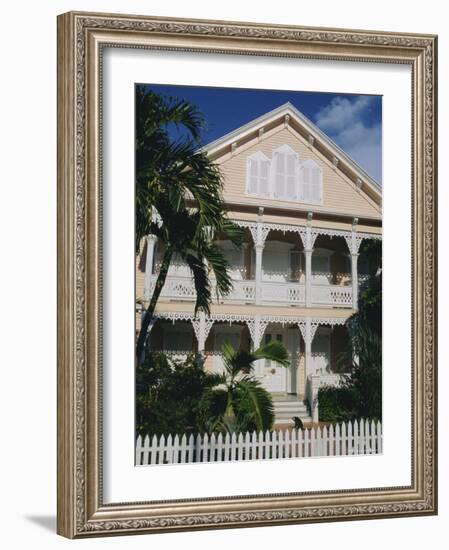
[136,102,382,425]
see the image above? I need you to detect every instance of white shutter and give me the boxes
[274,152,285,198]
[286,154,296,199]
[248,159,258,194]
[302,165,311,201]
[311,166,321,202]
[299,162,321,203]
[259,160,269,196]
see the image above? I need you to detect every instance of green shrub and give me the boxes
[317,385,358,423]
[135,352,221,436]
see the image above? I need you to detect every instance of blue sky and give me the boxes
[138,84,382,183]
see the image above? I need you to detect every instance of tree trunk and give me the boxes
[136,247,173,363]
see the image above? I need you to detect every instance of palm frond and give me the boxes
[202,242,233,297]
[136,89,206,142]
[234,379,274,432]
[183,253,211,316]
[253,340,290,368]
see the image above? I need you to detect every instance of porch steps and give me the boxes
[272,394,312,425]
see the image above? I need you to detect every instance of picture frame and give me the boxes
[57,11,438,538]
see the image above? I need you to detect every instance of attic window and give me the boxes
[247,152,270,196]
[299,160,322,203]
[245,145,323,204]
[272,145,298,200]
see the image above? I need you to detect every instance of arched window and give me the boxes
[271,144,298,200]
[246,151,270,197]
[299,159,322,203]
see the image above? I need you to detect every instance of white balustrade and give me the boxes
[150,275,352,307]
[226,280,256,302]
[311,284,352,307]
[260,281,305,304]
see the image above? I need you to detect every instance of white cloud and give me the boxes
[314,96,382,184]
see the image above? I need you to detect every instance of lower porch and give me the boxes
[147,313,352,426]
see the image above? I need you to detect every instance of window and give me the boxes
[272,144,298,200]
[245,146,322,204]
[247,152,270,196]
[299,160,322,203]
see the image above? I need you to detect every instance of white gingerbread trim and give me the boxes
[235,219,381,251]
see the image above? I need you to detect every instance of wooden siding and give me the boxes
[216,126,381,219]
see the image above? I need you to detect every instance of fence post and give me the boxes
[188,434,195,462]
[203,433,209,462]
[285,429,291,459]
[217,432,223,462]
[210,433,216,463]
[376,420,382,453]
[237,433,244,461]
[322,425,328,456]
[180,434,187,463]
[195,433,202,463]
[166,434,173,464]
[136,435,143,466]
[245,432,252,461]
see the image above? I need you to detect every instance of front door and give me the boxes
[262,331,287,393]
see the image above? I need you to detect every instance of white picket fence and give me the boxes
[136,419,382,466]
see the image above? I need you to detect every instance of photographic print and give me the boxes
[57,12,437,537]
[135,85,383,466]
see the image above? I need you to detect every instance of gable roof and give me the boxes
[200,102,381,206]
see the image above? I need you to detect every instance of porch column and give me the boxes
[300,317,320,422]
[252,315,268,380]
[348,221,360,311]
[254,207,267,306]
[255,245,264,305]
[143,234,157,300]
[305,217,315,308]
[197,312,207,354]
[305,248,312,307]
[351,251,359,310]
[304,317,312,378]
[192,313,214,363]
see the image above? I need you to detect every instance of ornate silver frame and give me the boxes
[57,11,438,538]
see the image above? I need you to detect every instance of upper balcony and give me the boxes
[147,275,353,308]
[141,223,376,309]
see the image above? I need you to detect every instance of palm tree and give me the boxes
[135,88,243,361]
[198,340,290,433]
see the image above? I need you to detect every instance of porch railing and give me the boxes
[312,285,353,306]
[149,275,353,307]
